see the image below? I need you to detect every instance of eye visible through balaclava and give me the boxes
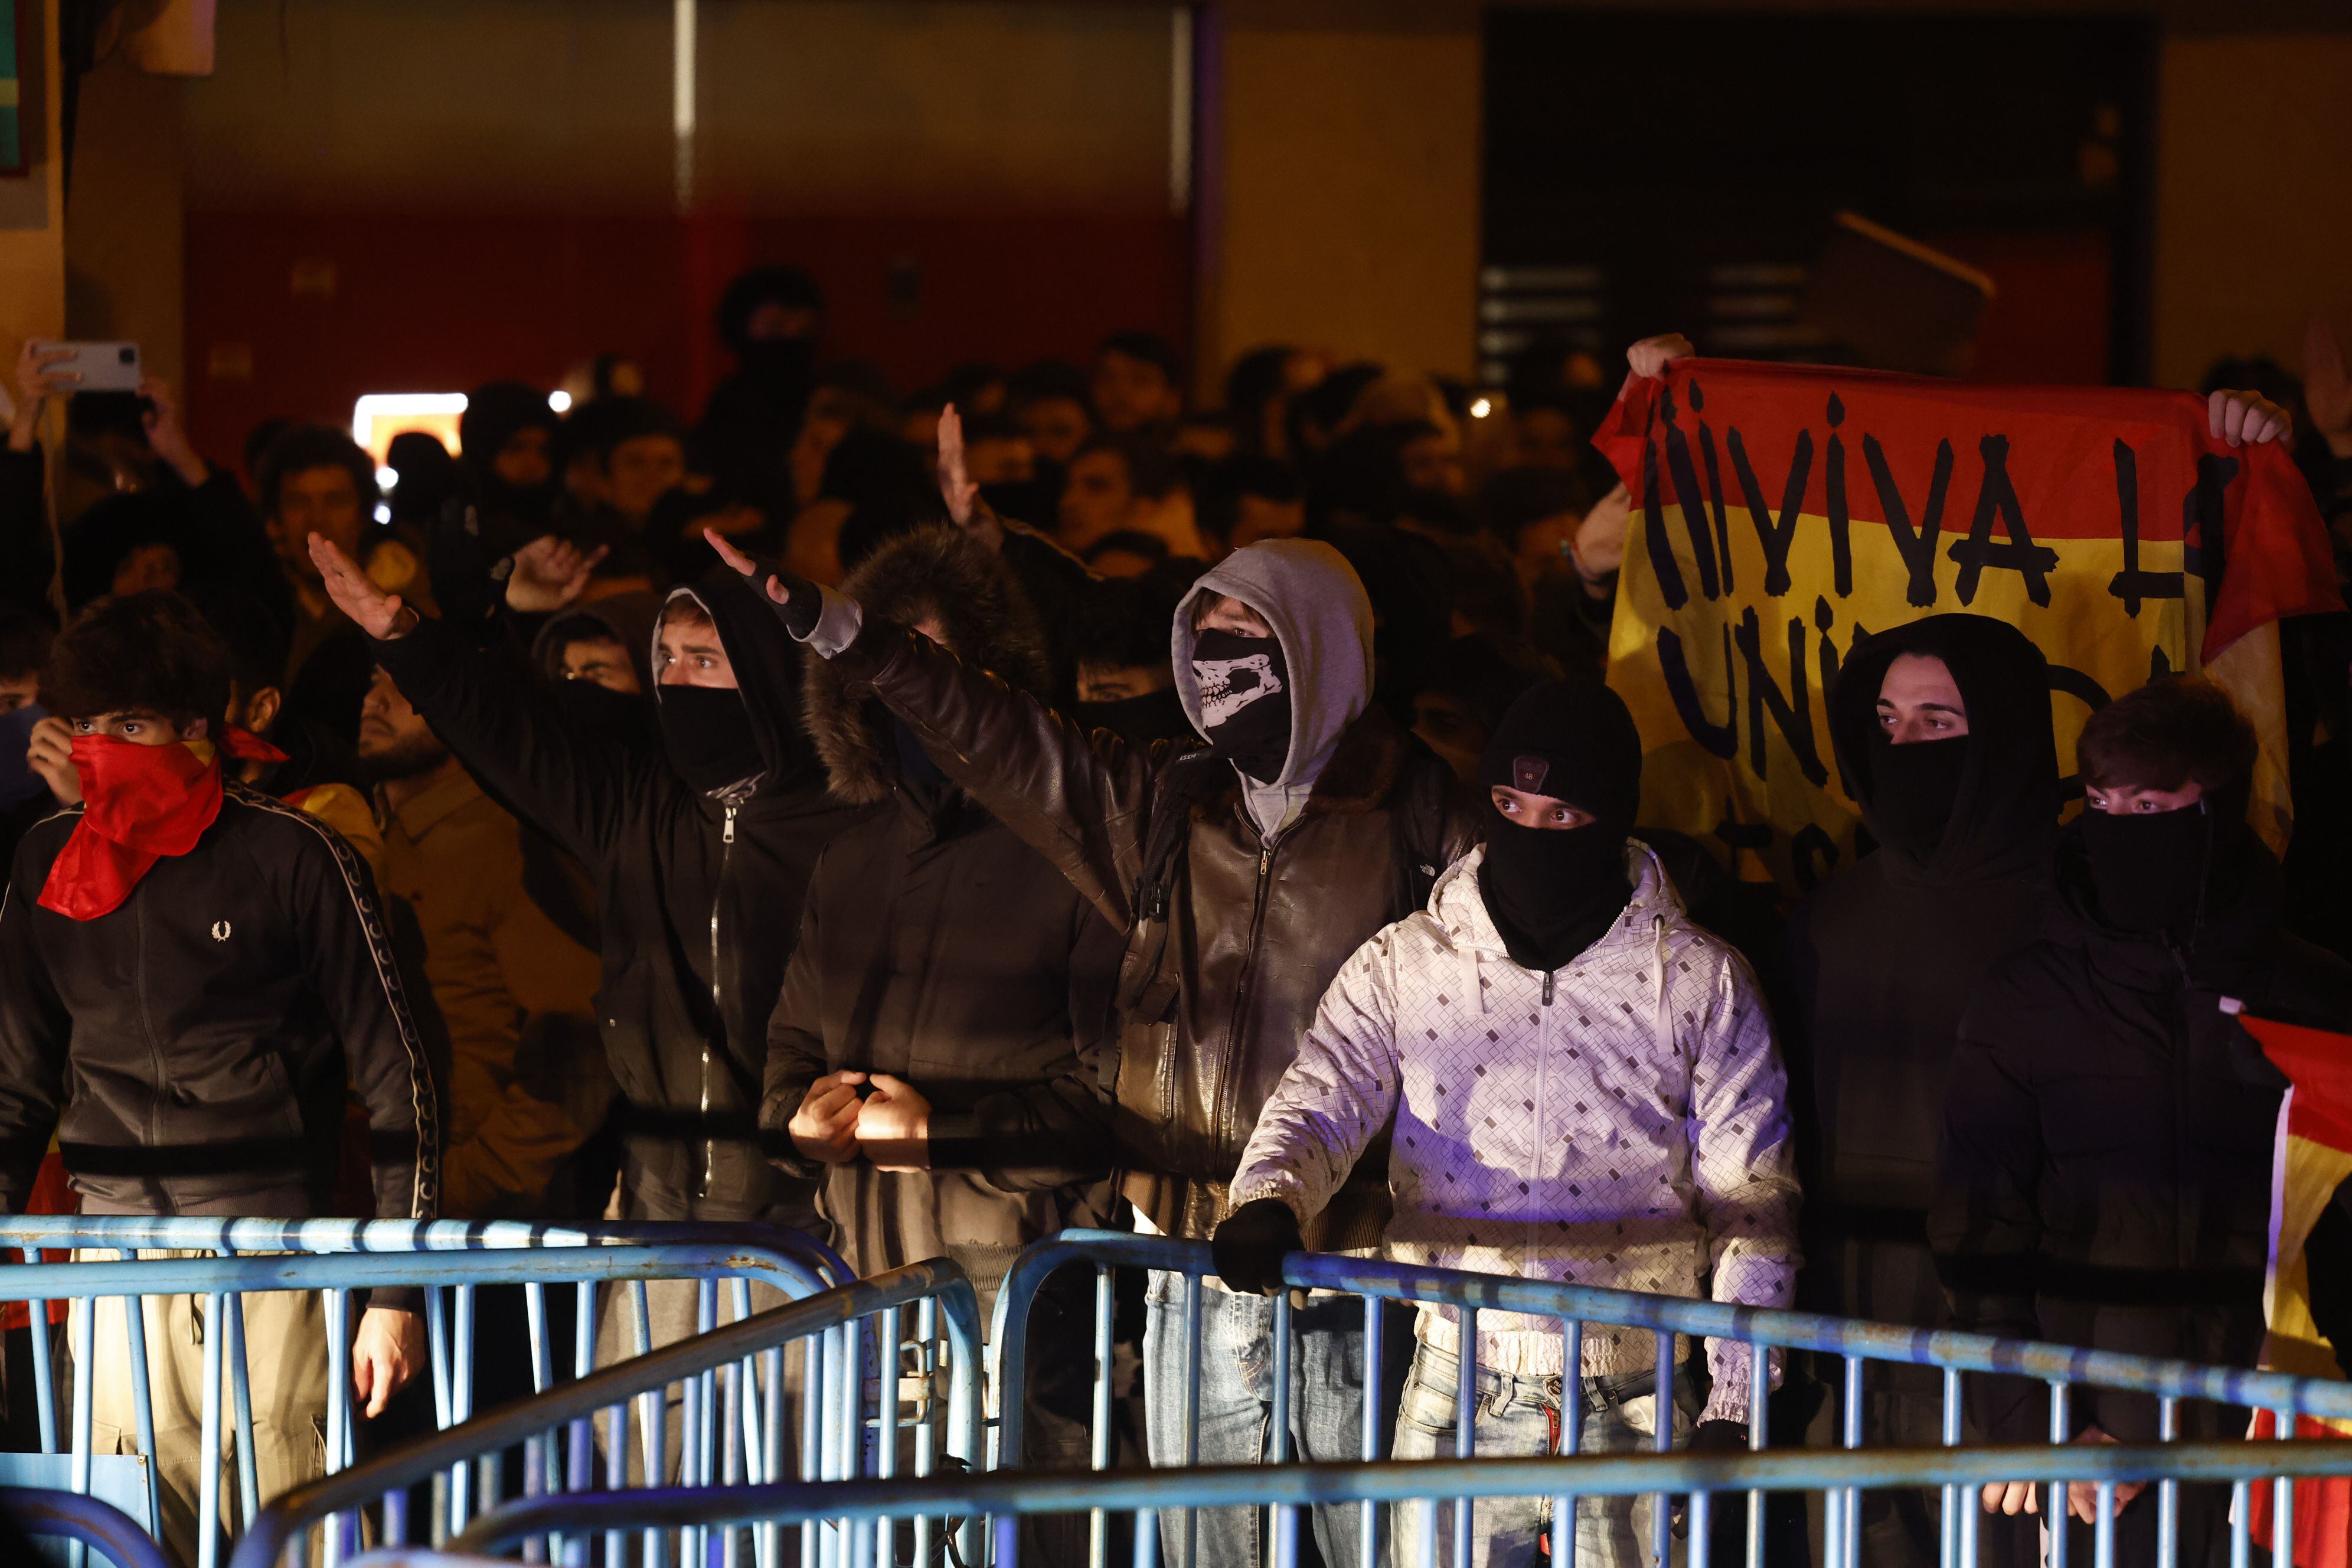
[1192,626,1291,783]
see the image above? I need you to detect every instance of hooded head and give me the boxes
[459,382,561,511]
[1171,539,1373,821]
[648,567,821,801]
[803,526,1050,806]
[1475,679,1642,971]
[1827,613,2059,883]
[533,590,662,694]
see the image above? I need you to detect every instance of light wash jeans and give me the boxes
[1393,1342,1697,1568]
[1142,1271,1403,1568]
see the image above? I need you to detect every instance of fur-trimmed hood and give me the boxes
[804,526,1052,804]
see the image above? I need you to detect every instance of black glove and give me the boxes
[1687,1419,1748,1455]
[717,548,822,640]
[1211,1198,1302,1296]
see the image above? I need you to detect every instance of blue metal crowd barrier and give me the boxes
[0,1219,850,1568]
[227,1258,988,1568]
[409,1440,2352,1568]
[992,1231,2352,1568]
[0,1486,175,1568]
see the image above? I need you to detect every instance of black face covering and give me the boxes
[2079,802,2213,936]
[1191,627,1291,785]
[1076,688,1194,750]
[1476,681,1643,972]
[1866,733,1969,859]
[892,716,951,803]
[658,684,765,796]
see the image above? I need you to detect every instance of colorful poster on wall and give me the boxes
[1594,358,2338,894]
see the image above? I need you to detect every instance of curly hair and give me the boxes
[2078,677,2257,798]
[41,591,234,729]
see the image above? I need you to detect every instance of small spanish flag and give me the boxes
[2244,1011,2352,1568]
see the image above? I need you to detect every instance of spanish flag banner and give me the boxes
[2245,1012,2352,1568]
[1593,361,2339,893]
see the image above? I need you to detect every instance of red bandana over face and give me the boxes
[37,729,285,922]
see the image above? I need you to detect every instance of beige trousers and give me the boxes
[78,1251,330,1568]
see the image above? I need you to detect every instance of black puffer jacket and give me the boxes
[764,527,1122,1299]
[373,570,873,1223]
[1789,615,2057,1324]
[0,784,438,1222]
[1930,815,2352,1439]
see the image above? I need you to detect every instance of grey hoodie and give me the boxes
[1171,538,1374,838]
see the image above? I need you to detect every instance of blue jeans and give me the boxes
[1142,1272,1403,1568]
[1393,1343,1697,1568]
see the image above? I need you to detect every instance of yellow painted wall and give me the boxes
[0,0,67,362]
[1196,15,1481,392]
[2154,34,2352,391]
[65,55,185,393]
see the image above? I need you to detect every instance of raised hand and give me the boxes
[308,532,420,640]
[933,404,1005,550]
[505,535,610,613]
[1572,482,1632,587]
[2305,318,2352,458]
[138,376,208,486]
[8,340,77,454]
[26,716,79,805]
[1628,334,1696,380]
[788,1070,867,1164]
[2208,388,2292,448]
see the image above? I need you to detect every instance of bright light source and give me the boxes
[373,502,393,525]
[352,392,469,465]
[548,390,573,414]
[1469,398,1493,419]
[375,466,398,491]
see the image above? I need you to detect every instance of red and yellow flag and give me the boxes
[1593,360,2340,893]
[2245,1013,2352,1568]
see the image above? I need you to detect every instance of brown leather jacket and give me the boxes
[822,615,1478,1247]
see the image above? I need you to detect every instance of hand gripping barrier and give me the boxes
[227,1259,988,1568]
[991,1231,2352,1568]
[0,1220,847,1568]
[0,1486,176,1568]
[409,1440,2352,1568]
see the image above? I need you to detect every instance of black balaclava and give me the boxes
[1866,731,1970,858]
[1476,680,1643,972]
[1192,626,1291,784]
[658,685,764,796]
[2079,801,2215,937]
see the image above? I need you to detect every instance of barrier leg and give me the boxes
[1362,1295,1383,1568]
[2156,1396,2178,1568]
[1837,1354,1863,1568]
[914,1299,936,1568]
[1180,1274,1201,1568]
[69,1296,94,1568]
[1455,1306,1479,1568]
[1939,1366,1960,1568]
[1553,1319,1582,1568]
[2232,1480,2249,1568]
[2094,1482,2115,1568]
[1090,1265,1115,1568]
[116,1262,162,1551]
[876,1305,898,1568]
[322,1288,349,1568]
[1269,1289,1296,1568]
[26,1247,58,1457]
[223,1292,260,1535]
[198,1291,226,1568]
[2047,1382,2070,1568]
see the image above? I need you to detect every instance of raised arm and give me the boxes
[705,528,1159,928]
[308,533,657,865]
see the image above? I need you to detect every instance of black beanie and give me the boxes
[1478,679,1642,831]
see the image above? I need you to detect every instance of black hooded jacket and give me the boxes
[1789,615,2060,1244]
[371,569,874,1221]
[1930,815,2352,1448]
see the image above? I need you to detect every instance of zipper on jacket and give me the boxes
[701,802,738,1203]
[1213,842,1279,1151]
[1541,969,1556,1007]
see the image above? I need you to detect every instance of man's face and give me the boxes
[561,635,641,694]
[1092,351,1180,433]
[1400,431,1464,495]
[1229,494,1306,551]
[276,465,364,577]
[1020,396,1092,466]
[745,300,817,340]
[1876,653,1968,744]
[602,434,685,522]
[495,427,552,488]
[71,708,200,745]
[655,609,739,689]
[1194,594,1273,638]
[357,668,450,778]
[1058,449,1138,552]
[110,543,182,599]
[1077,660,1171,703]
[2087,779,2204,815]
[1488,784,1594,831]
[0,672,36,714]
[965,434,1034,485]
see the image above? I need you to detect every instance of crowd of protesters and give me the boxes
[1,258,2351,1568]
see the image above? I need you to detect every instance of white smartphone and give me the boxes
[51,341,143,394]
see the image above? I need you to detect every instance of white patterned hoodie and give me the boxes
[1227,839,1798,1423]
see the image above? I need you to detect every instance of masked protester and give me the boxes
[1215,680,1797,1568]
[1786,614,2058,1565]
[764,527,1122,1567]
[458,380,563,554]
[306,533,873,1476]
[718,525,1478,1568]
[0,593,436,1561]
[1931,678,2352,1568]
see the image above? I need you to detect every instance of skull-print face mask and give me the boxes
[1191,627,1291,784]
